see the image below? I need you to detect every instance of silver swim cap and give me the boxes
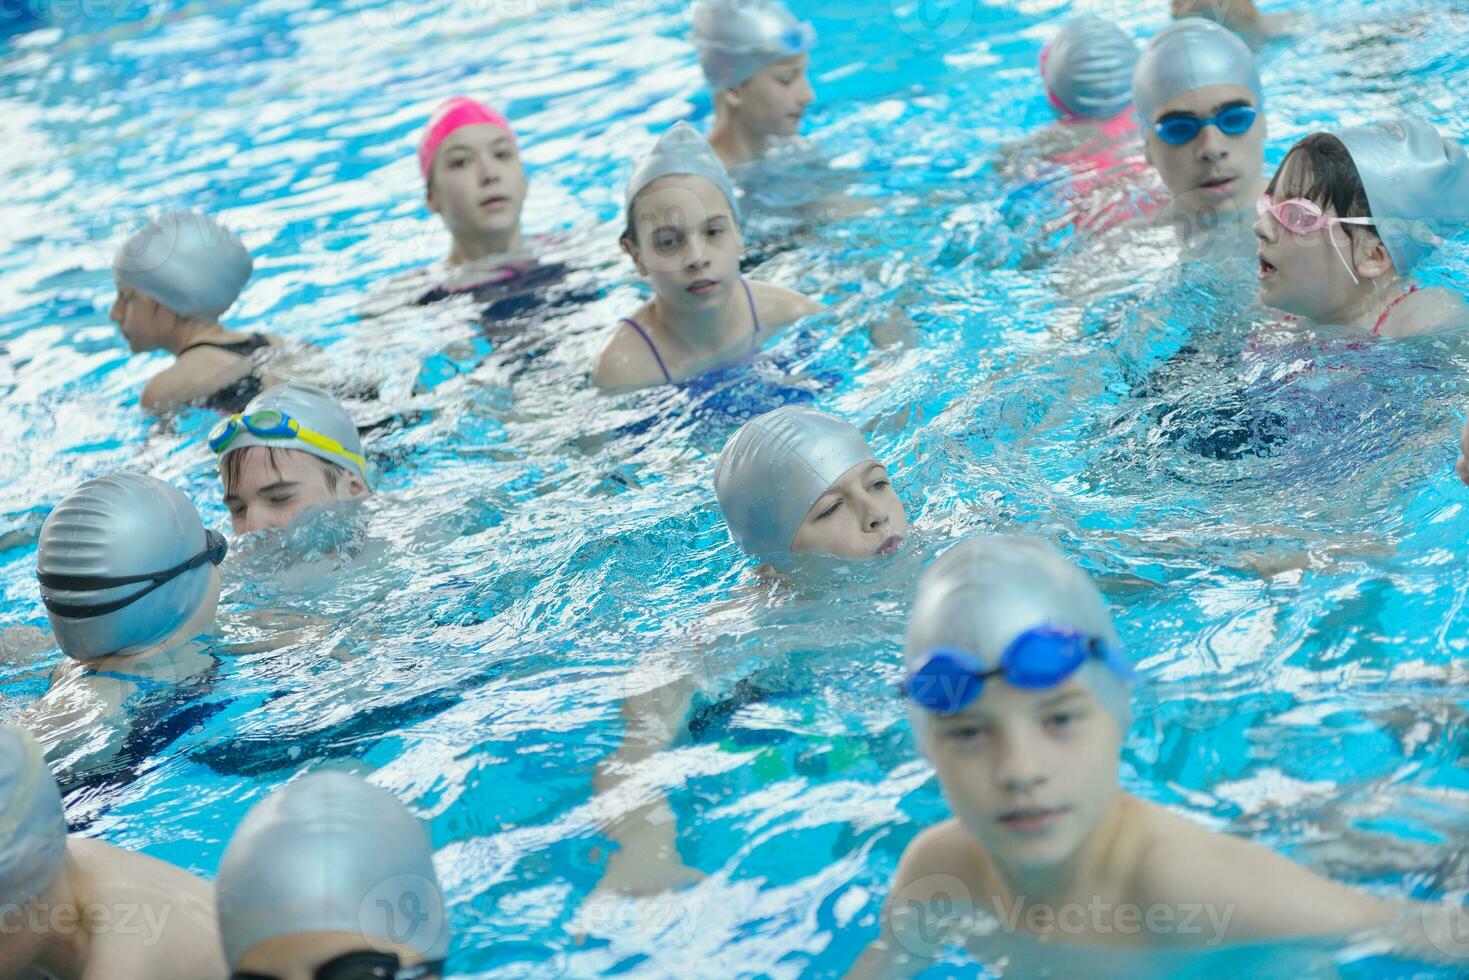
[216,771,448,969]
[1041,16,1138,120]
[625,121,741,226]
[217,382,372,487]
[1334,115,1469,274]
[37,472,221,662]
[904,535,1132,733]
[0,726,68,912]
[714,405,877,561]
[1132,18,1262,123]
[113,210,253,321]
[690,0,816,91]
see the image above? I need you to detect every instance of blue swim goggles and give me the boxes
[38,529,228,619]
[902,624,1131,716]
[1153,104,1258,146]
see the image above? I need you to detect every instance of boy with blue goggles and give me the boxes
[849,535,1398,976]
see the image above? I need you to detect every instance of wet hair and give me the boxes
[221,446,346,498]
[1267,133,1379,239]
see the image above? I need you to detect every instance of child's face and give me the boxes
[790,461,908,560]
[426,124,526,245]
[1143,83,1264,219]
[1254,155,1388,322]
[924,676,1122,870]
[108,282,172,352]
[727,53,815,137]
[223,447,364,535]
[623,175,742,312]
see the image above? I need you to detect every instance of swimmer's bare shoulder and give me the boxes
[847,818,991,979]
[593,303,667,392]
[1380,287,1469,338]
[68,837,228,980]
[1129,798,1391,945]
[748,279,822,333]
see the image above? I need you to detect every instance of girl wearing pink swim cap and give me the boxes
[419,97,530,273]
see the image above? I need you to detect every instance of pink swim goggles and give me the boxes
[1257,193,1376,283]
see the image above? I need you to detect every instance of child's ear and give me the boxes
[1354,232,1396,281]
[620,234,648,276]
[425,183,441,216]
[718,86,745,112]
[345,473,370,500]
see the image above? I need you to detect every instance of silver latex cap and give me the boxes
[1042,16,1139,120]
[0,726,68,911]
[905,535,1132,732]
[37,472,214,662]
[714,405,876,561]
[113,210,253,320]
[1132,17,1262,123]
[216,771,448,969]
[1335,114,1469,274]
[219,382,371,487]
[625,121,741,227]
[691,0,816,91]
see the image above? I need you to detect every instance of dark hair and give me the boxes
[221,445,346,497]
[1267,133,1378,238]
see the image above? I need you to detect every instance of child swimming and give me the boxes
[215,770,448,979]
[691,0,817,168]
[1132,18,1266,258]
[111,209,274,412]
[592,406,908,896]
[417,95,561,304]
[592,122,820,392]
[848,535,1396,977]
[0,725,228,980]
[1255,115,1469,337]
[715,404,908,564]
[211,382,373,535]
[22,472,224,767]
[1011,15,1162,239]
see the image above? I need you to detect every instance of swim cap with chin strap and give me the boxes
[904,535,1132,736]
[0,726,68,914]
[417,96,516,182]
[1041,16,1139,121]
[625,121,742,228]
[714,405,877,562]
[216,771,448,969]
[215,382,373,488]
[1132,18,1262,124]
[114,210,253,321]
[37,472,220,663]
[1334,114,1469,274]
[690,0,816,92]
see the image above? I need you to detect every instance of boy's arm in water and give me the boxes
[588,668,705,897]
[69,837,229,980]
[847,820,978,979]
[1171,0,1293,35]
[1133,807,1393,945]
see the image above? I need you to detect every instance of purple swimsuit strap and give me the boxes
[620,317,673,384]
[621,280,760,385]
[740,277,761,335]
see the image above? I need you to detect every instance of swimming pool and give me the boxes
[2,0,1468,976]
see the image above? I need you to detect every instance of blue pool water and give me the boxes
[2,0,1468,976]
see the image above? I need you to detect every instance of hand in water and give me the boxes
[1171,0,1293,35]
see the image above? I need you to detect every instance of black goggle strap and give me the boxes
[37,530,226,619]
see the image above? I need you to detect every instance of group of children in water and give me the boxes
[5,0,1469,976]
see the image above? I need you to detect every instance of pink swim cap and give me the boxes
[417,97,515,181]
